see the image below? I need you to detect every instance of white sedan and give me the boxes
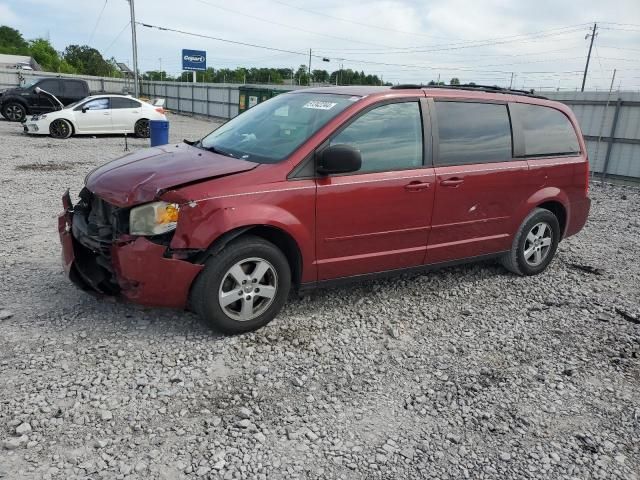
[23,94,167,139]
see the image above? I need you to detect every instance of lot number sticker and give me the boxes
[303,101,337,110]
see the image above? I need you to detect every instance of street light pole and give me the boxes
[127,0,140,98]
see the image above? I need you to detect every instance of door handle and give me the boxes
[440,177,464,187]
[404,181,431,191]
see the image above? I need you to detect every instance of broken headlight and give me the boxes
[129,201,180,236]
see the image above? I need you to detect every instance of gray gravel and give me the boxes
[1,114,639,480]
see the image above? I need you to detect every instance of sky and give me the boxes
[3,0,640,91]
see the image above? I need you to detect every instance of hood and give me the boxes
[0,86,24,97]
[85,143,258,207]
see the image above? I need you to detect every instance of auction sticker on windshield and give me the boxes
[303,101,338,110]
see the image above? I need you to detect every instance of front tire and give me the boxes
[501,208,560,276]
[191,235,291,334]
[134,118,150,138]
[49,119,73,139]
[2,102,26,122]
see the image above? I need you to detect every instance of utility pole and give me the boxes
[581,23,597,92]
[308,49,312,86]
[127,0,140,98]
[594,68,616,180]
[509,72,514,89]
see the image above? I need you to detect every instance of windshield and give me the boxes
[200,92,360,163]
[22,77,43,89]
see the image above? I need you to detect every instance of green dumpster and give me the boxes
[238,86,293,113]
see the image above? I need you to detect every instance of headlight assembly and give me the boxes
[129,201,180,236]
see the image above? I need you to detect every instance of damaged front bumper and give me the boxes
[58,190,203,309]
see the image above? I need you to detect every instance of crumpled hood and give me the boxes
[85,143,257,207]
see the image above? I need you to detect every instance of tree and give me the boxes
[0,26,29,54]
[28,38,76,73]
[296,64,309,85]
[312,69,329,83]
[63,45,118,76]
[450,77,460,85]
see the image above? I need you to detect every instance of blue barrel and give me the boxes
[149,119,169,147]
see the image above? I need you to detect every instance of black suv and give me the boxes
[0,77,90,122]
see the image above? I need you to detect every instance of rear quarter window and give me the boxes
[510,103,580,157]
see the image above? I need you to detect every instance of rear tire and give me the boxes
[501,208,560,276]
[191,235,291,334]
[2,102,26,122]
[49,119,73,139]
[134,118,150,138]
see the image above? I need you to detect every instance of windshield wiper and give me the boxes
[204,145,234,158]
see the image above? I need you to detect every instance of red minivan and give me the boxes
[59,85,590,333]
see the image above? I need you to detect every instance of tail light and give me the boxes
[155,107,165,114]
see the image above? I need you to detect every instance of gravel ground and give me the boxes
[1,114,639,480]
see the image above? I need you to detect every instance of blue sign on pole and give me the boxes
[182,49,207,71]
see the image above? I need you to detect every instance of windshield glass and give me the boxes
[22,77,43,89]
[200,92,359,163]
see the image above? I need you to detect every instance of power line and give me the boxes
[137,21,584,77]
[314,26,590,55]
[191,0,405,49]
[104,21,130,54]
[270,0,451,40]
[88,0,108,45]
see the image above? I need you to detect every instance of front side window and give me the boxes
[330,102,423,173]
[435,102,512,166]
[200,93,359,164]
[80,98,110,111]
[510,103,580,157]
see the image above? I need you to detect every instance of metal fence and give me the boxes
[544,91,640,181]
[0,67,133,94]
[140,80,240,119]
[2,67,639,181]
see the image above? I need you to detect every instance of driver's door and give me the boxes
[73,98,112,133]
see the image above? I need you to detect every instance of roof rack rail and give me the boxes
[390,83,547,99]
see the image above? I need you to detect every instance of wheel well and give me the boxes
[537,201,567,237]
[50,118,75,135]
[207,226,303,287]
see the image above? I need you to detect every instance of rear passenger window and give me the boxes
[111,97,141,109]
[330,102,423,173]
[435,102,512,166]
[510,103,580,157]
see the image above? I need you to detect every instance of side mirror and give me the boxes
[34,86,41,94]
[81,107,87,113]
[317,144,362,175]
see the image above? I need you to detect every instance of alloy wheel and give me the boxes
[218,257,278,321]
[523,222,553,267]
[50,120,70,139]
[6,105,24,121]
[135,119,150,138]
